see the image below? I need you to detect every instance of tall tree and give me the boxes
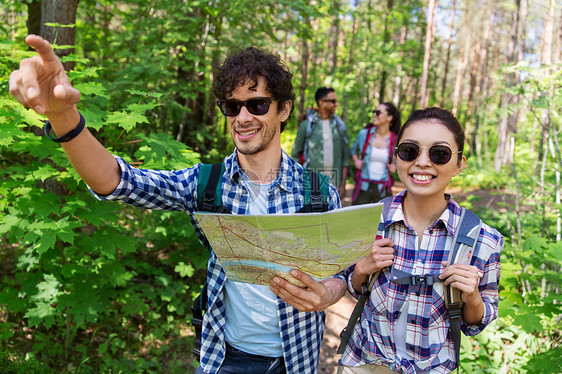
[298,37,310,120]
[452,17,470,116]
[328,1,341,76]
[494,0,523,171]
[40,0,78,56]
[464,1,487,156]
[419,0,438,108]
[439,0,456,107]
[26,0,41,37]
[393,24,408,106]
[473,0,497,166]
[379,0,395,102]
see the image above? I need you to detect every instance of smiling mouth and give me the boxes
[411,174,434,182]
[237,129,260,136]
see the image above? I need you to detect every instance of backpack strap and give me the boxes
[360,127,376,160]
[446,208,482,371]
[299,169,330,213]
[302,110,318,167]
[337,196,393,354]
[191,162,229,361]
[197,163,231,214]
[189,285,206,362]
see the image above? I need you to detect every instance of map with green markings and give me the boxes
[195,203,383,286]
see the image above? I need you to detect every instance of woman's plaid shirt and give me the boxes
[340,192,503,373]
[91,150,346,374]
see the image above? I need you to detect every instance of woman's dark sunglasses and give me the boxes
[396,142,462,165]
[217,97,277,117]
[372,110,381,116]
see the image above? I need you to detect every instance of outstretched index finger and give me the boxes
[25,34,59,64]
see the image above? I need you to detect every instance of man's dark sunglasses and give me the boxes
[372,110,381,116]
[217,97,277,117]
[396,142,462,165]
[323,99,337,104]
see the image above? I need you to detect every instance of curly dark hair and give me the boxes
[214,47,295,132]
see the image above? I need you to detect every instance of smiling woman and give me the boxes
[338,107,504,374]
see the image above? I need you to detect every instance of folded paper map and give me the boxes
[194,202,383,286]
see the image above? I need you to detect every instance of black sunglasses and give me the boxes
[322,99,337,104]
[217,97,277,117]
[372,110,381,116]
[396,142,462,165]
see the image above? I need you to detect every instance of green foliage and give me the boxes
[1,36,205,372]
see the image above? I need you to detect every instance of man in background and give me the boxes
[292,87,350,197]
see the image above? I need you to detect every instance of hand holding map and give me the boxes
[194,203,383,286]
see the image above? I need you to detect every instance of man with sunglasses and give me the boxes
[292,87,350,198]
[10,36,349,374]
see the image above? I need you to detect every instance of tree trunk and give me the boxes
[299,37,310,121]
[474,0,497,166]
[341,2,360,122]
[328,1,341,77]
[452,20,470,116]
[420,0,438,108]
[40,0,78,66]
[27,0,41,37]
[464,3,488,156]
[439,0,456,107]
[393,25,408,106]
[379,0,395,103]
[494,0,520,171]
[554,8,562,64]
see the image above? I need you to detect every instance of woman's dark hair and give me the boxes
[314,87,335,104]
[381,102,401,134]
[397,107,465,163]
[214,47,295,132]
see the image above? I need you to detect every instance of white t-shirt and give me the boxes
[368,146,389,181]
[322,119,334,170]
[223,171,283,357]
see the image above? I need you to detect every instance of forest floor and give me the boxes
[317,182,504,373]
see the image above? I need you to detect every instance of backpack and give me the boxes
[337,196,482,372]
[351,126,397,202]
[190,162,331,362]
[299,108,349,166]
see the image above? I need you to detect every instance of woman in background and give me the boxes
[351,102,401,205]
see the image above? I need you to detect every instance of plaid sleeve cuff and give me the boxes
[328,184,342,209]
[346,267,362,299]
[89,156,134,201]
[462,298,498,336]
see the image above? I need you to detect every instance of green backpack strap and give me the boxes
[197,163,226,212]
[191,162,227,362]
[302,169,329,212]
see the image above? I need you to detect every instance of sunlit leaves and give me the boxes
[105,110,149,131]
[174,262,194,278]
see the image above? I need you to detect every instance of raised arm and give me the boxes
[9,35,120,195]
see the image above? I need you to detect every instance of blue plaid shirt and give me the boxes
[340,192,503,373]
[91,149,344,374]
